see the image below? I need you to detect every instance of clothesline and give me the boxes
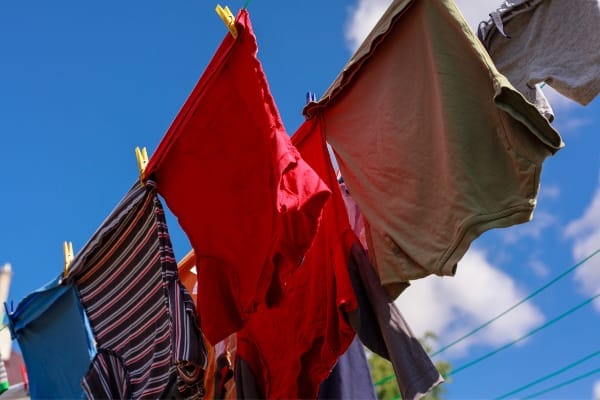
[374,246,600,387]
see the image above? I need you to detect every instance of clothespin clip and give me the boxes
[215,4,238,38]
[63,241,74,277]
[135,146,149,185]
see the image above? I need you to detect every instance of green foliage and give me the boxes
[369,353,400,400]
[368,331,452,400]
[421,332,452,400]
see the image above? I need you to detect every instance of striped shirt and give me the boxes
[66,181,206,399]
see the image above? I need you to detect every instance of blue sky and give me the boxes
[1,1,599,398]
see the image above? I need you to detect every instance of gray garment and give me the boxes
[478,0,600,121]
[346,243,443,400]
[477,0,554,122]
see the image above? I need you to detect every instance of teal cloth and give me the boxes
[7,276,96,399]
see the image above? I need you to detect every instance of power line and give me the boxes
[494,349,600,399]
[373,248,600,387]
[430,247,600,358]
[520,366,600,399]
[374,374,395,387]
[387,349,600,400]
[446,293,600,378]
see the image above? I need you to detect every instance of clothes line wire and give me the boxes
[396,363,600,400]
[520,366,600,399]
[494,348,600,399]
[446,292,600,378]
[430,247,600,358]
[382,293,600,395]
[373,246,600,387]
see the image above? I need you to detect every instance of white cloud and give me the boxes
[543,86,592,132]
[395,248,545,357]
[500,210,558,245]
[594,380,600,400]
[528,259,550,278]
[344,0,496,51]
[564,186,600,311]
[544,86,579,113]
[453,0,499,31]
[553,115,594,137]
[539,184,561,201]
[345,0,391,51]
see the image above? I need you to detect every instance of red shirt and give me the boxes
[236,117,359,399]
[145,10,330,344]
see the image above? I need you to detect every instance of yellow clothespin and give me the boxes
[135,146,149,185]
[215,4,238,38]
[63,241,74,277]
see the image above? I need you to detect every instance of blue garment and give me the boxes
[7,276,96,399]
[318,336,377,400]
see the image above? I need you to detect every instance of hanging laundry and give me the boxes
[235,117,358,399]
[234,357,261,400]
[177,250,198,305]
[200,335,216,400]
[317,336,378,400]
[144,8,331,345]
[63,181,206,399]
[339,161,442,399]
[230,334,379,400]
[346,242,443,400]
[178,252,240,400]
[7,278,96,399]
[340,180,368,249]
[477,0,600,121]
[213,336,237,400]
[303,0,564,299]
[193,333,238,400]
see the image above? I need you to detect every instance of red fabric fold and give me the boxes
[145,9,330,344]
[236,117,359,399]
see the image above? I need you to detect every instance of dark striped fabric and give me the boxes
[82,349,129,399]
[66,181,206,399]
